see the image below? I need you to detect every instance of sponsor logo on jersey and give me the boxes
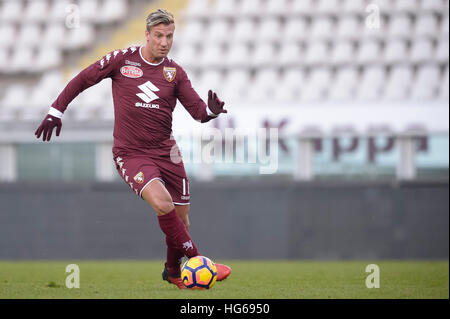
[163,67,176,82]
[134,172,144,184]
[120,65,143,78]
[125,60,141,67]
[135,102,160,109]
[136,81,159,103]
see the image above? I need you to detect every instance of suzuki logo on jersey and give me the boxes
[121,66,143,78]
[135,81,160,109]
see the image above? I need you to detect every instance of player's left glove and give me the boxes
[207,90,227,115]
[34,114,62,142]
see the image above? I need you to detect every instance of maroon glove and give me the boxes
[35,114,62,142]
[207,90,227,115]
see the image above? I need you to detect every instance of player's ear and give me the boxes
[145,29,150,42]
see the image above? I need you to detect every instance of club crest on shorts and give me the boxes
[133,172,144,184]
[163,67,176,82]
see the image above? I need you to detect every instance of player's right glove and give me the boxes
[34,114,62,142]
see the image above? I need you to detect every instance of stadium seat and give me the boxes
[183,0,210,18]
[251,43,276,67]
[336,16,361,40]
[280,68,307,90]
[42,24,67,48]
[221,69,251,101]
[395,0,420,13]
[441,15,449,37]
[197,70,224,96]
[290,0,315,16]
[342,0,367,15]
[225,43,250,67]
[0,48,9,73]
[356,66,386,101]
[364,18,389,40]
[415,13,439,38]
[301,68,332,102]
[384,39,409,65]
[368,0,394,14]
[0,24,16,49]
[316,0,340,15]
[273,69,303,102]
[410,64,441,100]
[410,38,435,64]
[264,0,290,16]
[78,0,100,22]
[283,18,308,42]
[171,44,197,69]
[34,47,63,72]
[331,41,355,66]
[329,67,359,101]
[49,0,72,22]
[439,66,449,99]
[99,0,128,24]
[310,17,335,40]
[63,25,95,49]
[26,88,54,121]
[179,20,205,45]
[279,43,302,67]
[421,0,445,12]
[389,14,413,39]
[0,84,28,120]
[247,68,280,102]
[356,39,382,65]
[304,41,329,66]
[206,19,231,44]
[9,48,35,73]
[17,24,42,47]
[256,17,282,43]
[416,64,441,88]
[210,0,237,18]
[38,71,65,96]
[24,0,49,23]
[0,0,23,23]
[199,44,225,68]
[384,65,413,100]
[238,0,264,17]
[232,19,257,43]
[435,37,450,64]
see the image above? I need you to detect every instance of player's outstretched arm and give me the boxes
[33,48,124,142]
[207,90,227,116]
[35,111,62,142]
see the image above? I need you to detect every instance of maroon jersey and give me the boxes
[52,46,215,157]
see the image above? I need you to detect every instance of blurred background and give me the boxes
[0,0,448,261]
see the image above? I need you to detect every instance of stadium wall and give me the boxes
[0,181,448,260]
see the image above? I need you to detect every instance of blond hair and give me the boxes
[146,9,174,31]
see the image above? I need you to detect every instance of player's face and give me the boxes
[145,23,175,62]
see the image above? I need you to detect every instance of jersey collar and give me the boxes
[139,46,165,66]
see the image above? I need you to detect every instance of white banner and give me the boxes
[173,101,449,136]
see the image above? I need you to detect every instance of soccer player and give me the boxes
[35,9,231,289]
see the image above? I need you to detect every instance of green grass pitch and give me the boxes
[0,260,448,299]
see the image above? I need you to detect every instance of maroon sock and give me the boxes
[158,209,199,259]
[165,236,185,276]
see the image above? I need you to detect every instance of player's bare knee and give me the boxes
[153,199,175,216]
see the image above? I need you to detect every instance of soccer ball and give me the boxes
[181,256,217,289]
